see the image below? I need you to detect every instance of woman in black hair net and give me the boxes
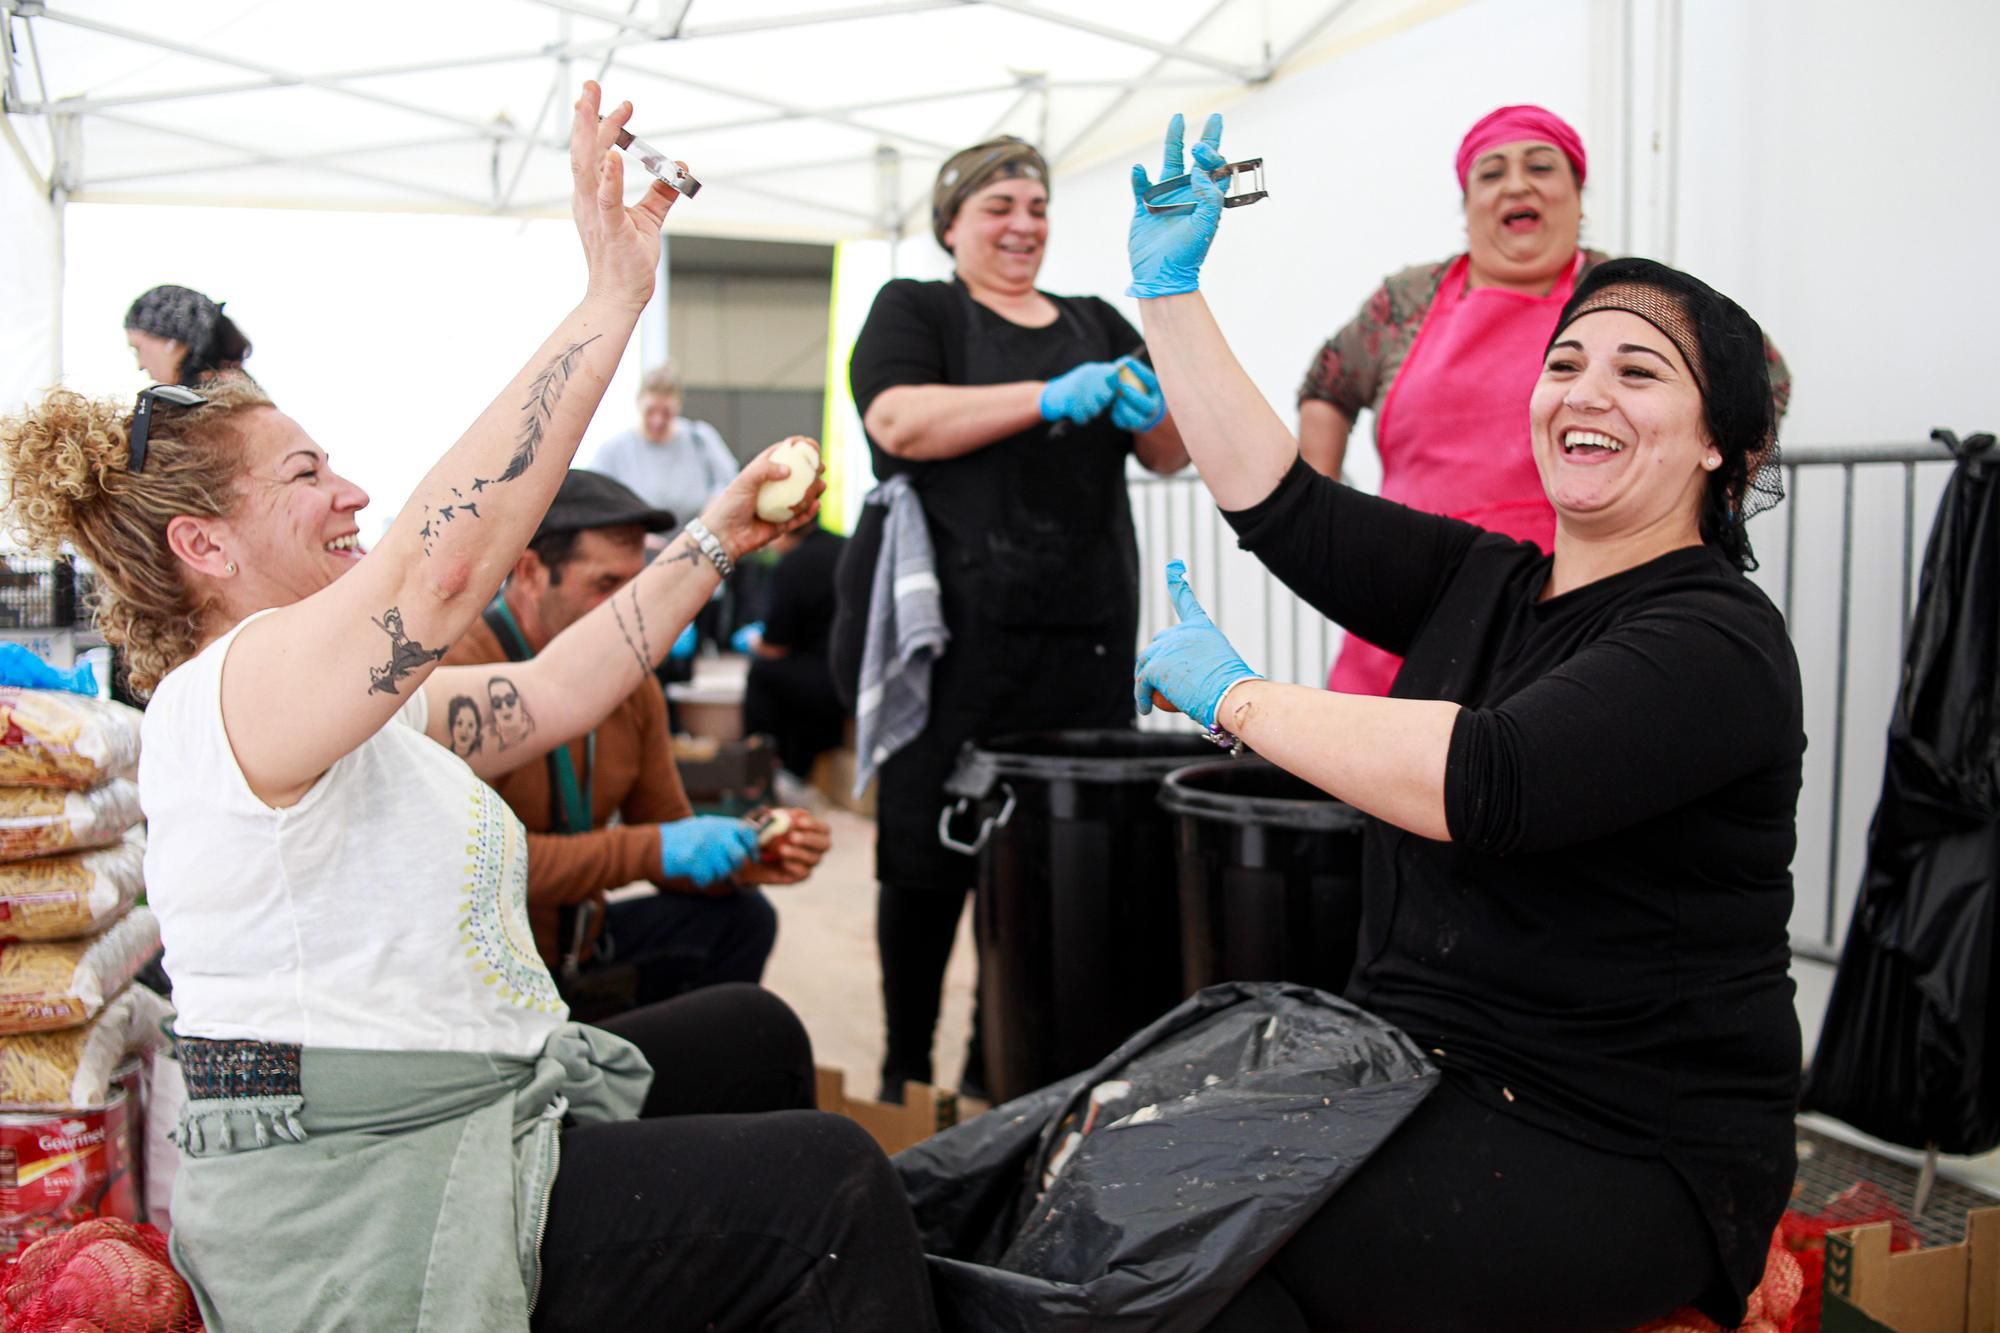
[1130,116,1802,1331]
[123,284,253,387]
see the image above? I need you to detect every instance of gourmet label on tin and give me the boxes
[0,1086,138,1250]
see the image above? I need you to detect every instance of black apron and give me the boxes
[873,281,1142,887]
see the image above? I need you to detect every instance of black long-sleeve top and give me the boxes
[1224,458,1804,1312]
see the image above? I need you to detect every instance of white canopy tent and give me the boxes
[1,0,1434,232]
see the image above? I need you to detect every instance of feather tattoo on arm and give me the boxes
[415,337,599,555]
[499,334,603,483]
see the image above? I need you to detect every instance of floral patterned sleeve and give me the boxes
[1297,260,1451,420]
[1763,334,1793,429]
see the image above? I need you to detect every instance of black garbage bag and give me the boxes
[894,981,1437,1332]
[1803,431,2000,1154]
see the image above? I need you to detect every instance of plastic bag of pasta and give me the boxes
[0,829,145,942]
[0,689,143,790]
[0,779,142,864]
[0,908,159,1034]
[0,984,172,1108]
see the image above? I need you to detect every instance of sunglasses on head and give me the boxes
[128,384,207,474]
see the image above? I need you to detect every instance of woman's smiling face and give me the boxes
[1531,308,1719,544]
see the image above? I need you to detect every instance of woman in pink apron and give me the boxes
[1301,106,1599,695]
[1299,105,1792,696]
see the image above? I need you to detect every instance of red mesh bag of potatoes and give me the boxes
[0,1218,201,1331]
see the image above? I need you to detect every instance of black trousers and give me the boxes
[1199,1076,1728,1333]
[533,984,939,1332]
[744,653,848,779]
[876,880,984,1098]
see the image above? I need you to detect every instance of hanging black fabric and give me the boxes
[1803,430,2000,1154]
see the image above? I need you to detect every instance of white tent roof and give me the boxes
[3,0,1440,240]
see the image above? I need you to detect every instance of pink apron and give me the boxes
[1326,252,1576,696]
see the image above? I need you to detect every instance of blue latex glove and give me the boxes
[1039,360,1122,426]
[658,815,759,886]
[1110,357,1166,433]
[668,622,698,661]
[1127,113,1228,299]
[730,621,764,654]
[0,644,97,695]
[1134,559,1262,728]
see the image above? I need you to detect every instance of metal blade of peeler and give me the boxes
[609,124,702,198]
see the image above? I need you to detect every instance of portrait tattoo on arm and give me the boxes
[486,675,536,750]
[446,696,484,758]
[366,607,448,696]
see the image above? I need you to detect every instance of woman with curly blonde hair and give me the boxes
[0,83,938,1333]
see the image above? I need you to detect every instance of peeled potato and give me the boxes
[756,809,792,847]
[755,437,822,523]
[1118,365,1145,391]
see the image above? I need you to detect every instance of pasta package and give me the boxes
[0,986,171,1109]
[0,909,159,1035]
[0,690,143,791]
[0,830,144,942]
[0,780,142,864]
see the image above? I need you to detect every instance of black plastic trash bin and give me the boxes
[1160,758,1368,995]
[942,730,1223,1103]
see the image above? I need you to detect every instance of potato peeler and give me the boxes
[607,122,702,198]
[1141,157,1266,214]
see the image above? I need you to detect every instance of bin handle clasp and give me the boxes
[937,783,1016,856]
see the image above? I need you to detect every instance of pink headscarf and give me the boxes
[1454,105,1587,192]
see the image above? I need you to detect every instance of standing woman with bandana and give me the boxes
[844,136,1190,1102]
[1295,105,1790,696]
[124,284,254,388]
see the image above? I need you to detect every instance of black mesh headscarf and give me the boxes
[1546,257,1783,571]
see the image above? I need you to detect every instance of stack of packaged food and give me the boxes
[0,688,167,1253]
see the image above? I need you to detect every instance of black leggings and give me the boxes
[1200,1077,1726,1333]
[876,881,982,1095]
[533,984,938,1332]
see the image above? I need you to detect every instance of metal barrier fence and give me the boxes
[1128,439,1964,966]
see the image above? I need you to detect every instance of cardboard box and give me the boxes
[672,734,776,813]
[815,1065,957,1156]
[667,680,745,743]
[1823,1207,2000,1333]
[809,746,876,818]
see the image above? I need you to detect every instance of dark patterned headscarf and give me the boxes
[123,285,251,387]
[124,285,222,354]
[931,137,1048,251]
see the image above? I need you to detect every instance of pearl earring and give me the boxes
[225,561,238,575]
[1702,458,1720,471]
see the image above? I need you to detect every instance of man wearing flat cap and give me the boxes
[443,469,830,1018]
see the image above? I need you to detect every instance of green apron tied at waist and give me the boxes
[169,1023,650,1332]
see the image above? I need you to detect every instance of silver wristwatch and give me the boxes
[683,518,734,578]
